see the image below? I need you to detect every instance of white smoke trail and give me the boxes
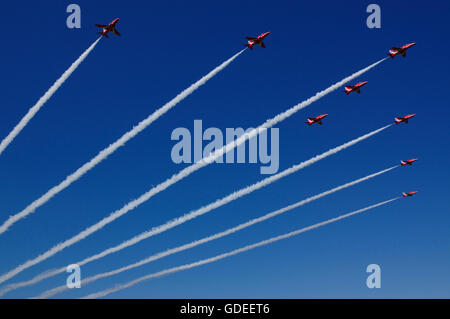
[0,49,246,235]
[0,38,101,156]
[0,124,391,296]
[0,57,386,285]
[37,166,398,298]
[82,197,400,299]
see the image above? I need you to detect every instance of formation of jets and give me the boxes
[95,18,121,38]
[95,22,419,198]
[401,160,419,197]
[305,113,417,127]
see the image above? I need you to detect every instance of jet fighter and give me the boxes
[306,114,328,126]
[403,191,418,197]
[344,81,368,95]
[395,114,416,124]
[388,43,416,58]
[401,158,418,166]
[96,18,121,38]
[244,32,270,50]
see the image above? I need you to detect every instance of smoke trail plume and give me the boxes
[0,124,391,295]
[0,38,101,156]
[0,49,245,235]
[37,165,397,298]
[82,197,400,299]
[0,57,385,285]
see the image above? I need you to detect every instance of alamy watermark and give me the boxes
[171,120,279,175]
[366,4,381,29]
[66,264,81,289]
[66,4,81,29]
[366,263,381,288]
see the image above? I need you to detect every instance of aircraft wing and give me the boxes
[261,42,266,48]
[95,24,107,28]
[113,29,121,36]
[245,37,257,40]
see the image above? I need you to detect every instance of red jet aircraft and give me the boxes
[403,191,418,197]
[395,114,416,124]
[388,43,416,58]
[344,81,368,95]
[95,18,120,38]
[306,114,328,126]
[244,32,270,50]
[401,158,418,166]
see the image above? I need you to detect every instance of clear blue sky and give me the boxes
[0,0,449,298]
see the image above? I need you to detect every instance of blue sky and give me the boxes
[0,0,449,298]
